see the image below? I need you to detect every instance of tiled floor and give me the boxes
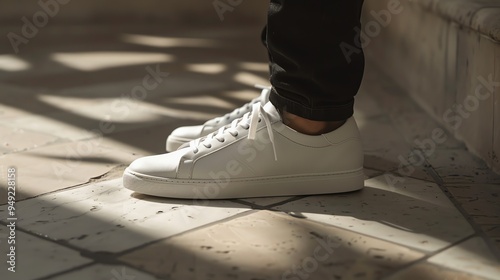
[0,24,499,280]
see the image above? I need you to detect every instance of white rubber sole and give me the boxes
[123,168,365,199]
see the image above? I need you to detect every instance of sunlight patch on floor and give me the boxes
[233,71,269,87]
[186,63,227,74]
[0,55,31,71]
[51,52,173,71]
[239,62,269,72]
[121,34,220,48]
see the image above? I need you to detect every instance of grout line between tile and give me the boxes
[0,224,123,264]
[424,163,445,186]
[1,210,260,279]
[431,178,500,261]
[264,209,430,253]
[35,262,96,280]
[230,199,268,209]
[35,260,161,280]
[424,160,500,261]
[264,196,310,209]
[0,165,126,207]
[0,181,90,207]
[231,196,308,210]
[265,205,484,260]
[381,234,480,279]
[114,209,259,257]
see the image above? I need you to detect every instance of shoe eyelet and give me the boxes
[219,139,225,143]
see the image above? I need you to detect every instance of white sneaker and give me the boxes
[166,86,271,152]
[124,102,364,199]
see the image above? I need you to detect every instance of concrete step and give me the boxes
[362,0,500,173]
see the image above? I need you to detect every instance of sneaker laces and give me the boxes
[207,85,270,125]
[190,103,278,161]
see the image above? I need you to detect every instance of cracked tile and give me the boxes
[120,210,424,280]
[0,225,91,280]
[0,139,138,204]
[0,178,249,253]
[273,175,474,253]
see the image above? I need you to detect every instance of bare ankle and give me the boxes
[281,111,346,135]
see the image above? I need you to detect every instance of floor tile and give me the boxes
[0,70,229,143]
[0,225,91,280]
[426,149,500,184]
[392,164,436,183]
[0,84,55,119]
[273,175,474,253]
[387,262,490,280]
[446,184,500,226]
[95,121,180,156]
[0,139,138,204]
[0,125,61,155]
[428,237,500,280]
[0,21,498,280]
[120,210,424,280]
[1,178,249,253]
[50,264,159,280]
[0,97,172,142]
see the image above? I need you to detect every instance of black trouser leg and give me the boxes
[265,0,365,121]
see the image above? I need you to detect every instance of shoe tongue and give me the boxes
[259,87,271,103]
[263,101,281,121]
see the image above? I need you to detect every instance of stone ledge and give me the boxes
[362,0,500,173]
[419,0,500,42]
